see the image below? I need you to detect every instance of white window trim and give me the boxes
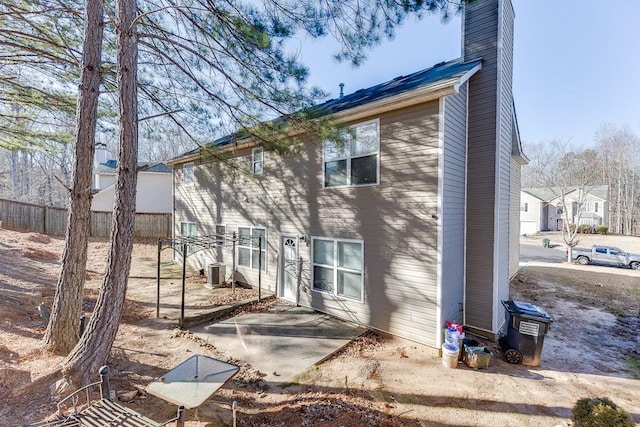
[183,162,194,185]
[322,119,380,189]
[237,226,267,272]
[179,221,197,254]
[252,147,264,175]
[311,236,364,303]
[180,221,196,236]
[579,201,598,213]
[215,224,226,248]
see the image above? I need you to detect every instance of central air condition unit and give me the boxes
[206,263,226,288]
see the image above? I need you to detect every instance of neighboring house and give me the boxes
[169,0,526,347]
[520,186,609,234]
[92,145,173,213]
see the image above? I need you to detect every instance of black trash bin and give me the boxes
[501,300,553,366]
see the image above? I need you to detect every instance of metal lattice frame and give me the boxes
[156,233,263,327]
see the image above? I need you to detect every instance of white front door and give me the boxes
[281,235,298,302]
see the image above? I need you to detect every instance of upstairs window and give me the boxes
[520,202,528,212]
[323,120,379,188]
[183,162,194,185]
[579,202,598,213]
[556,203,564,215]
[252,147,263,175]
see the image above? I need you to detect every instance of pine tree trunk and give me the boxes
[62,0,138,386]
[43,0,104,355]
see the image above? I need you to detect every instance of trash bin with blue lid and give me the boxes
[500,300,553,366]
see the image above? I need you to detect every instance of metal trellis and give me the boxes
[156,232,263,327]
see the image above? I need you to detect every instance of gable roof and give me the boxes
[170,58,482,163]
[521,188,559,202]
[317,58,481,115]
[588,185,608,201]
[522,186,609,203]
[95,161,172,174]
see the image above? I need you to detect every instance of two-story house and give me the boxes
[520,186,609,234]
[168,0,526,347]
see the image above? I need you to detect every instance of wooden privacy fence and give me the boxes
[0,198,172,238]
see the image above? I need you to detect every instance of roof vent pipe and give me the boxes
[339,83,344,99]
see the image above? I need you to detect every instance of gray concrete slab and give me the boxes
[191,303,366,383]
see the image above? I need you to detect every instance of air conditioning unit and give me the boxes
[206,263,226,288]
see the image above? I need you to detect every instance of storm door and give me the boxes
[280,235,298,302]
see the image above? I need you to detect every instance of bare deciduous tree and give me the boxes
[596,124,640,236]
[524,140,601,260]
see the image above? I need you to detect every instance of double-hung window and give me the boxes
[579,202,598,213]
[180,221,196,254]
[252,148,263,175]
[312,238,363,302]
[183,162,194,185]
[238,227,266,271]
[215,224,226,248]
[323,120,379,188]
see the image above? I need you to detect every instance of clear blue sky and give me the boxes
[297,0,640,149]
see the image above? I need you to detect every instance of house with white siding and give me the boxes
[520,186,609,234]
[168,0,526,346]
[92,153,173,214]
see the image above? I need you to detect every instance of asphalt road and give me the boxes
[519,242,567,264]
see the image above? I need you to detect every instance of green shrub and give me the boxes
[572,397,634,427]
[595,225,609,235]
[579,224,592,234]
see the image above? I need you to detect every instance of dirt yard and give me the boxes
[1,227,639,426]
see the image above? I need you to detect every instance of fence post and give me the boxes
[180,243,187,328]
[99,366,112,400]
[157,239,162,318]
[232,232,236,292]
[258,236,262,302]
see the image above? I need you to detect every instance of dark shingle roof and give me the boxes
[139,163,172,173]
[95,161,171,174]
[317,58,481,115]
[173,57,482,160]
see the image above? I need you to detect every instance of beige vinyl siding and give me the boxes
[494,0,516,330]
[173,100,444,346]
[463,0,515,334]
[509,157,521,279]
[463,0,499,332]
[439,84,468,330]
[309,103,441,344]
